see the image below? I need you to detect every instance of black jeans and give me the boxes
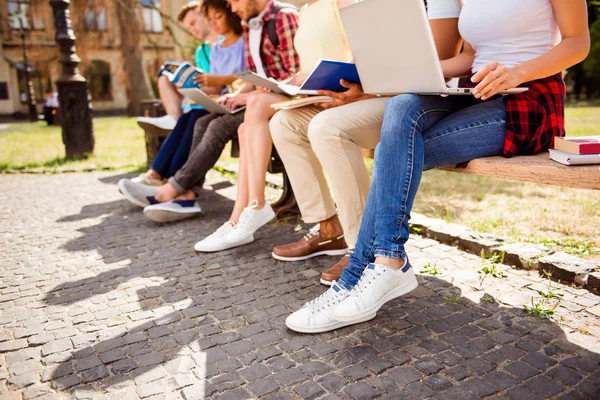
[169,111,245,195]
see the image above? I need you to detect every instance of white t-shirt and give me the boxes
[249,27,267,78]
[427,0,461,20]
[459,0,561,73]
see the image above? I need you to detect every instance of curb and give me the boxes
[215,163,600,295]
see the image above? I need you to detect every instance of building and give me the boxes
[0,0,190,116]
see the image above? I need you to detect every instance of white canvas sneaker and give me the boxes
[137,115,177,131]
[286,282,375,334]
[118,179,159,208]
[225,200,275,243]
[143,200,202,223]
[332,262,418,323]
[194,221,253,252]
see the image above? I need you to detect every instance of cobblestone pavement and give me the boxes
[0,172,599,400]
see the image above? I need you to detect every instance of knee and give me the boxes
[269,110,300,145]
[307,111,342,145]
[158,75,171,90]
[245,93,271,120]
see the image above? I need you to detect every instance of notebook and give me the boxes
[236,60,361,96]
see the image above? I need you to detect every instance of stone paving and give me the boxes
[0,172,599,400]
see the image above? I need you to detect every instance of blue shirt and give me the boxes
[210,37,246,77]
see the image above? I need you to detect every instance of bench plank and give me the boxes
[439,152,600,190]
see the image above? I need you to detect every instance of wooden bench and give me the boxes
[361,149,600,190]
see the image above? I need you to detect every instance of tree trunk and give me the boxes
[114,0,154,116]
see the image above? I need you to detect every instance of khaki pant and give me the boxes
[270,97,388,247]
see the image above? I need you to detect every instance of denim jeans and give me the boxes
[339,94,506,289]
[151,109,208,179]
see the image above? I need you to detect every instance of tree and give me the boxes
[114,0,154,116]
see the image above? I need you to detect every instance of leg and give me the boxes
[151,111,193,178]
[230,122,250,223]
[165,109,209,178]
[158,75,184,120]
[242,92,289,208]
[309,97,388,248]
[270,106,337,224]
[169,112,244,195]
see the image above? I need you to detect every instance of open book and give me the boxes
[271,96,334,111]
[165,62,204,89]
[236,59,361,96]
[179,88,246,115]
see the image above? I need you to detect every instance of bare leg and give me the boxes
[243,92,288,209]
[158,76,184,120]
[230,123,250,223]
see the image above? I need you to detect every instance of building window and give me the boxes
[84,60,112,101]
[17,64,44,103]
[84,1,107,32]
[7,0,44,31]
[142,0,163,33]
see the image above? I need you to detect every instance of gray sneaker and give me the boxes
[118,179,159,208]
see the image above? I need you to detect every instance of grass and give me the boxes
[0,117,146,173]
[420,263,441,276]
[1,106,600,260]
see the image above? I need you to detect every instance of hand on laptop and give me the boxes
[470,62,524,100]
[317,79,372,109]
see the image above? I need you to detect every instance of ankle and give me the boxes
[251,199,266,210]
[374,256,405,270]
[175,190,196,201]
[319,214,343,238]
[147,170,161,179]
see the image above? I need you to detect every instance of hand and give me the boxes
[256,86,272,93]
[217,92,236,105]
[286,72,308,86]
[471,62,524,100]
[155,183,178,203]
[194,74,223,87]
[225,92,250,110]
[316,79,366,109]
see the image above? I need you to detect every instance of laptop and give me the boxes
[338,0,527,96]
[178,88,246,115]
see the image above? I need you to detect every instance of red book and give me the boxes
[554,136,600,155]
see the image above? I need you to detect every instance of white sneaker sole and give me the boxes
[319,278,334,286]
[285,312,376,334]
[137,120,175,132]
[333,277,419,322]
[194,235,254,253]
[271,247,349,262]
[118,180,151,208]
[143,208,201,223]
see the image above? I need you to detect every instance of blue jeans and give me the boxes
[151,109,208,178]
[340,94,506,289]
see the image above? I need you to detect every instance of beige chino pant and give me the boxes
[270,97,388,248]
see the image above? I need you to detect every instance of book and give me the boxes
[166,62,204,89]
[271,96,334,110]
[236,59,361,96]
[157,61,182,79]
[179,88,245,115]
[548,149,600,166]
[554,136,600,155]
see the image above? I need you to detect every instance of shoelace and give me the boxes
[303,231,320,241]
[306,283,345,313]
[235,200,259,230]
[351,266,381,297]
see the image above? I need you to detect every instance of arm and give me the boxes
[430,18,462,61]
[275,10,301,80]
[473,0,590,100]
[440,41,476,79]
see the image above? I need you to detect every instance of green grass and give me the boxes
[0,117,146,173]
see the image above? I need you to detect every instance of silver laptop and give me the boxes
[179,88,246,115]
[339,0,527,96]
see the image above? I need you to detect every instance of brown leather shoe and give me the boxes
[272,231,348,262]
[320,253,351,286]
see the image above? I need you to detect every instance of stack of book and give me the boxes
[549,136,600,166]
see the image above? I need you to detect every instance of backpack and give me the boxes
[265,3,297,48]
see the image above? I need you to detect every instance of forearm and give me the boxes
[203,87,222,95]
[219,75,239,85]
[440,51,475,79]
[512,37,590,83]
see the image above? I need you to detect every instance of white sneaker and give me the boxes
[137,115,177,130]
[131,174,164,187]
[118,179,158,208]
[286,282,375,334]
[225,201,275,243]
[332,262,418,323]
[194,221,253,252]
[143,200,202,223]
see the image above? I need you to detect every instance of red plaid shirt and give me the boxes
[243,0,300,81]
[465,73,566,157]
